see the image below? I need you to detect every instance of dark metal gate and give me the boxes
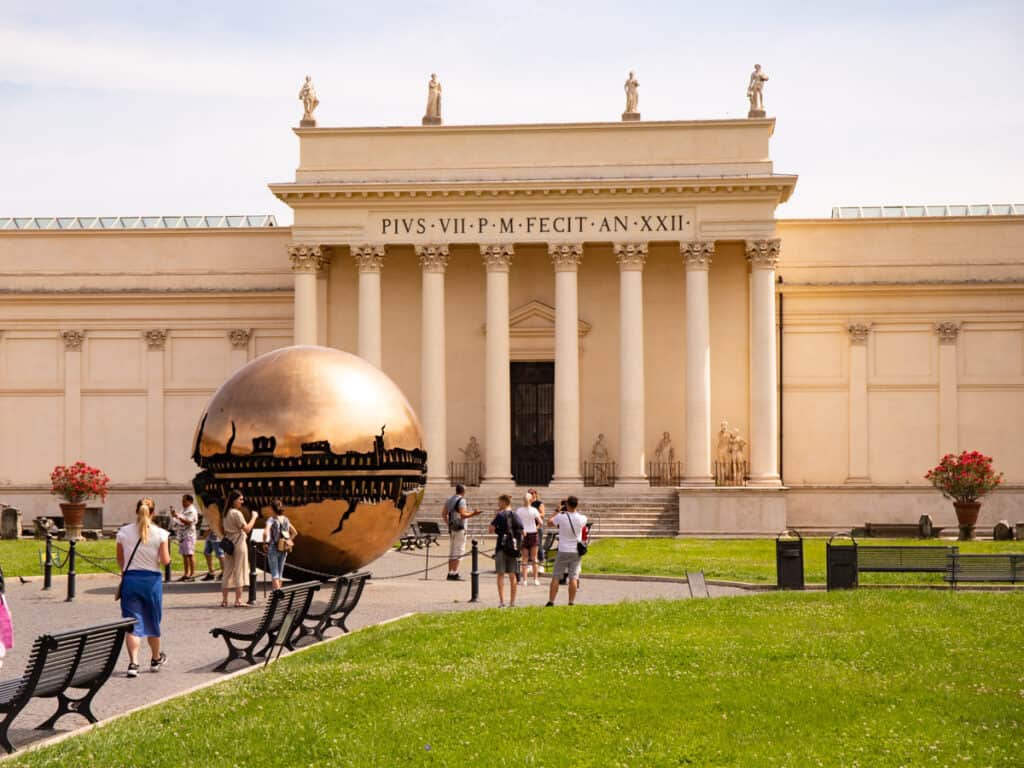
[510,362,554,486]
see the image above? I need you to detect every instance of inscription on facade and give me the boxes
[372,209,694,243]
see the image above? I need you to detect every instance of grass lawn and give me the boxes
[0,539,201,578]
[585,537,1024,585]
[10,590,1023,767]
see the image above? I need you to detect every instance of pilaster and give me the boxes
[615,242,648,483]
[144,329,167,481]
[936,321,961,457]
[61,330,84,462]
[846,322,872,483]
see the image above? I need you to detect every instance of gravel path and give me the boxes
[0,546,749,753]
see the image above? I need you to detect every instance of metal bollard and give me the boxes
[469,539,479,603]
[43,535,53,591]
[65,539,77,602]
[247,539,257,605]
[422,537,431,581]
[164,562,171,583]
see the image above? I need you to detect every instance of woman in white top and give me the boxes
[514,493,543,585]
[116,498,171,678]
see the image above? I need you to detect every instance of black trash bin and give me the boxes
[776,529,804,590]
[826,532,858,591]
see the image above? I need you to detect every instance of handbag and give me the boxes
[565,512,588,557]
[115,538,143,601]
[219,536,236,556]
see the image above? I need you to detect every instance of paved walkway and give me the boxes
[0,547,748,753]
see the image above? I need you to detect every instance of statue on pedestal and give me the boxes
[714,420,748,486]
[653,431,675,464]
[298,75,319,127]
[423,73,442,125]
[747,64,769,117]
[458,436,482,486]
[622,71,640,121]
[589,433,611,485]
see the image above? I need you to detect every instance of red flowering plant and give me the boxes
[49,462,111,504]
[924,451,1003,504]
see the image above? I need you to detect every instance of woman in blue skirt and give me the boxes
[116,499,171,678]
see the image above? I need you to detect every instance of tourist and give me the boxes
[201,525,225,581]
[515,492,543,585]
[170,494,198,581]
[489,494,523,608]
[545,495,588,607]
[220,490,259,607]
[529,488,547,573]
[263,500,298,590]
[442,484,482,581]
[117,498,171,677]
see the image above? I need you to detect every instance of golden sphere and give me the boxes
[191,345,426,575]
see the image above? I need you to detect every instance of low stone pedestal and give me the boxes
[621,111,640,121]
[678,486,787,536]
[748,109,766,118]
[422,116,442,126]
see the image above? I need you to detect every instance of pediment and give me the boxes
[504,300,591,338]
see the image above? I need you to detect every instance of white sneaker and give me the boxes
[533,578,540,586]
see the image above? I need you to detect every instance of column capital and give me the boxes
[935,321,961,344]
[228,328,251,349]
[352,244,386,273]
[847,322,872,344]
[144,329,168,350]
[61,330,85,351]
[614,242,648,271]
[416,244,449,273]
[746,238,781,269]
[549,242,583,272]
[288,244,330,273]
[681,241,714,270]
[481,243,514,272]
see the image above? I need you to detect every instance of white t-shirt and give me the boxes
[116,523,169,573]
[552,511,588,553]
[514,505,539,534]
[175,504,198,535]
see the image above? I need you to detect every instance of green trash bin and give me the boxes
[826,532,858,590]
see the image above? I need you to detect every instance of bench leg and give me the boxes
[213,637,250,673]
[0,711,18,754]
[37,688,101,730]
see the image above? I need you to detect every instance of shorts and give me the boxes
[177,530,196,556]
[552,551,582,581]
[494,550,519,574]
[448,528,467,559]
[266,545,287,580]
[204,537,224,558]
[522,532,539,549]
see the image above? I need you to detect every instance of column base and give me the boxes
[746,475,782,488]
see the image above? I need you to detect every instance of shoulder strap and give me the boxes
[122,537,143,574]
[565,512,580,542]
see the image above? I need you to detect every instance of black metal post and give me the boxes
[422,537,431,580]
[247,539,257,605]
[469,539,479,602]
[164,562,171,583]
[43,535,53,590]
[65,539,77,602]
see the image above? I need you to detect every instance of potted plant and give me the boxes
[925,451,1003,540]
[49,462,111,540]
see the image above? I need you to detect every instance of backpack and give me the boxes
[446,496,465,531]
[500,511,521,558]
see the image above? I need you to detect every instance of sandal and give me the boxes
[220,601,228,608]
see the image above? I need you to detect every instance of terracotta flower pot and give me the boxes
[953,501,981,541]
[59,502,86,541]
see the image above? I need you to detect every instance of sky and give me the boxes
[1,0,1021,223]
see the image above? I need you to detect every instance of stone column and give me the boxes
[615,242,648,483]
[61,330,85,462]
[228,329,251,371]
[936,321,961,457]
[288,245,329,346]
[144,329,167,481]
[846,322,872,483]
[417,245,450,484]
[482,244,514,482]
[681,241,714,485]
[353,245,386,368]
[746,239,782,487]
[550,243,584,482]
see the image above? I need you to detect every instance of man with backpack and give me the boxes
[489,494,523,608]
[442,484,482,581]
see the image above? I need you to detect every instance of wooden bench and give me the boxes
[398,521,441,551]
[945,553,1024,587]
[210,581,320,672]
[856,545,958,576]
[0,618,136,753]
[294,572,371,644]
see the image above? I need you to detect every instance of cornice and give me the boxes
[270,175,798,205]
[0,227,291,239]
[778,282,1024,297]
[778,216,1024,228]
[293,117,776,137]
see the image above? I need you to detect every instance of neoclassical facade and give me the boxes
[1,116,1022,533]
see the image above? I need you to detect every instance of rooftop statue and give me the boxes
[623,70,640,121]
[298,75,319,127]
[423,73,442,125]
[747,64,768,117]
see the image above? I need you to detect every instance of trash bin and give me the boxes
[776,529,804,590]
[826,532,858,591]
[0,506,20,539]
